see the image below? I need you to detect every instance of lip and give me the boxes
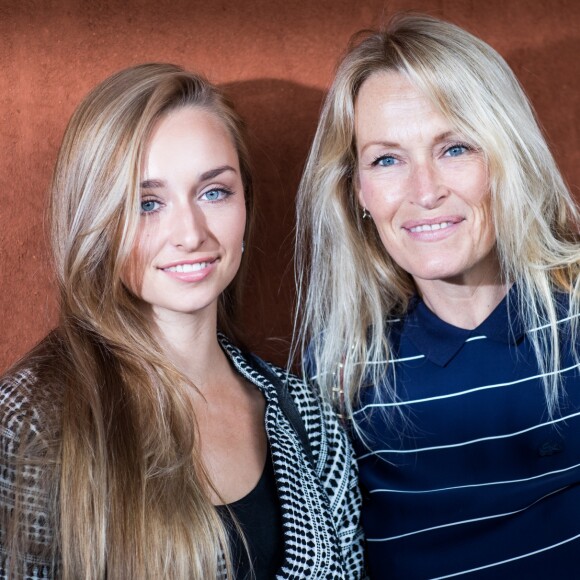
[157,257,218,283]
[402,215,465,240]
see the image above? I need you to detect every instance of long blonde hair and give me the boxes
[8,63,254,578]
[295,13,580,423]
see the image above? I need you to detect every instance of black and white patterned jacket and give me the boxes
[0,335,365,579]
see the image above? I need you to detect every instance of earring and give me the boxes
[242,241,245,253]
[362,208,370,220]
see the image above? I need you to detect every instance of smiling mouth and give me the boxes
[162,261,213,273]
[408,221,455,233]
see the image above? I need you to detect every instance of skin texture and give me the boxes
[356,72,507,328]
[135,107,246,326]
[132,107,266,504]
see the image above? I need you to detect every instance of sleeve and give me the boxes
[0,371,59,579]
[285,373,366,579]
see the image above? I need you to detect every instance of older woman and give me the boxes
[296,13,580,579]
[0,64,364,579]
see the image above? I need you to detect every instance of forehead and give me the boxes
[142,106,239,175]
[357,71,421,103]
[355,71,458,144]
[148,106,233,148]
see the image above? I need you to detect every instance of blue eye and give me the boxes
[445,144,469,157]
[204,189,221,201]
[373,155,397,167]
[201,187,233,202]
[140,199,160,213]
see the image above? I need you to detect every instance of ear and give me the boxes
[357,189,366,210]
[353,172,366,209]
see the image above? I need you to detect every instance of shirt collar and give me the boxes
[217,332,278,402]
[403,286,525,367]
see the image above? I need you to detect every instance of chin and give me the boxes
[407,263,459,282]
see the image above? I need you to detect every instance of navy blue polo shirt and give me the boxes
[353,290,580,579]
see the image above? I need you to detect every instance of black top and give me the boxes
[217,449,284,579]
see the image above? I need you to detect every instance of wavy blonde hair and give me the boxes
[295,13,580,422]
[7,63,254,578]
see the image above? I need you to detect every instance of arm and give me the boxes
[0,370,59,579]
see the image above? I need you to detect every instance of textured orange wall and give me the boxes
[1,0,579,369]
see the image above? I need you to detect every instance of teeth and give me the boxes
[409,222,452,233]
[165,262,210,273]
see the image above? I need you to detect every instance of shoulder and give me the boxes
[220,335,325,425]
[249,356,353,478]
[268,362,324,423]
[1,367,46,445]
[1,336,65,449]
[515,287,579,340]
[553,289,574,318]
[218,334,341,453]
[0,340,62,577]
[217,334,311,398]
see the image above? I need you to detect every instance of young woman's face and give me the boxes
[128,106,246,322]
[355,72,498,295]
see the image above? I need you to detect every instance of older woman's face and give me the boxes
[355,72,497,295]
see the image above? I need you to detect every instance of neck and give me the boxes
[414,254,511,329]
[149,306,228,388]
[418,281,510,329]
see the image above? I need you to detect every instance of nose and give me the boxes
[169,202,207,250]
[408,161,447,209]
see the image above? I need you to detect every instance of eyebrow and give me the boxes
[200,165,237,182]
[140,165,237,189]
[140,178,165,189]
[359,131,458,154]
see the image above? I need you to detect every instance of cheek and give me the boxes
[121,230,156,297]
[217,202,246,246]
[358,173,375,200]
[376,231,402,262]
[234,206,247,239]
[480,200,496,245]
[121,253,145,298]
[359,173,402,216]
[462,161,490,204]
[470,184,494,239]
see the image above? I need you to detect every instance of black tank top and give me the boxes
[216,450,284,579]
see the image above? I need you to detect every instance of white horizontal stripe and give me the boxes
[308,354,425,382]
[432,531,580,579]
[464,335,487,342]
[368,354,425,364]
[310,312,577,383]
[357,410,580,460]
[528,312,580,333]
[354,362,580,415]
[369,461,580,494]
[366,487,566,542]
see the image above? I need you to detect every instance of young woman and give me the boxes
[0,63,364,579]
[296,13,580,579]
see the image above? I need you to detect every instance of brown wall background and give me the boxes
[1,0,579,370]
